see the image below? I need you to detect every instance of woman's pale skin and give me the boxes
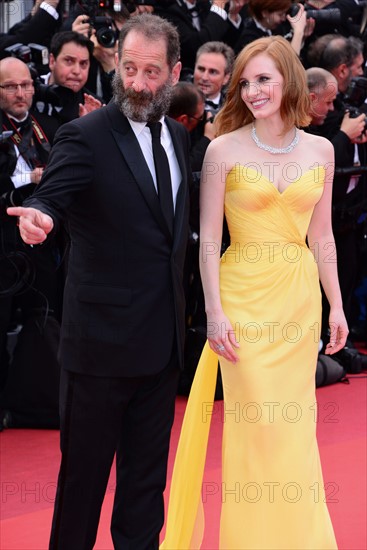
[199,53,349,364]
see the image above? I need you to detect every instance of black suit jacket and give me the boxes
[25,102,191,377]
[311,96,367,205]
[234,17,269,54]
[0,8,61,55]
[155,0,242,69]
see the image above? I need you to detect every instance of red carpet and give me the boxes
[1,375,366,550]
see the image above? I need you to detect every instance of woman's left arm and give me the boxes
[307,139,349,354]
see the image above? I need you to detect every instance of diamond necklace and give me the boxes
[251,123,299,154]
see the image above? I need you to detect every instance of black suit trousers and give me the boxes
[49,355,180,550]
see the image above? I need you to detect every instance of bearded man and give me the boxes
[7,14,191,550]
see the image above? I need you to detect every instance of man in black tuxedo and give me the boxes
[193,40,234,115]
[8,13,191,550]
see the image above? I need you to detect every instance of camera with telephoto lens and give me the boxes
[79,0,121,48]
[93,15,119,48]
[333,346,363,374]
[288,3,341,24]
[343,76,367,131]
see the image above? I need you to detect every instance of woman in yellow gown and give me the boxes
[161,36,348,550]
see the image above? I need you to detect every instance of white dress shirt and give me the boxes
[128,117,182,211]
[7,113,34,188]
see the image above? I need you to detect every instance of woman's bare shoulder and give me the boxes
[300,130,334,155]
[206,125,251,158]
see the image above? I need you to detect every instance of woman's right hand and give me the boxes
[207,310,240,364]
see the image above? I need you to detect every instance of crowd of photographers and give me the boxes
[0,0,367,426]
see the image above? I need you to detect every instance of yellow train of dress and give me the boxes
[161,165,338,550]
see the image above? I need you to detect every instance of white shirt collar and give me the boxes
[128,116,165,136]
[182,0,197,10]
[254,18,272,35]
[7,112,29,124]
[206,92,221,105]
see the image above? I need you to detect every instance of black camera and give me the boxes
[80,0,120,48]
[33,81,61,108]
[288,3,341,25]
[344,76,367,111]
[333,346,363,374]
[343,76,367,130]
[93,15,119,48]
[3,42,61,107]
[123,0,159,13]
[4,42,49,75]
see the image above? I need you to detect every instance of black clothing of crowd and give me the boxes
[0,0,367,427]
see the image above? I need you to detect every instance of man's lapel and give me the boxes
[165,116,189,250]
[107,102,172,242]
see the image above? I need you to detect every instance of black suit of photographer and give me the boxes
[155,0,242,70]
[307,95,367,333]
[34,81,98,125]
[0,4,62,56]
[0,109,60,390]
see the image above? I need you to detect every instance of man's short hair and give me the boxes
[50,31,94,60]
[117,13,180,71]
[306,67,337,94]
[168,81,204,119]
[195,41,235,75]
[317,35,364,72]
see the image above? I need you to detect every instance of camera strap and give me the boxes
[2,114,51,169]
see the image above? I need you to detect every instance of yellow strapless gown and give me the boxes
[161,165,338,550]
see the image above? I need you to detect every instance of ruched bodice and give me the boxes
[224,164,324,248]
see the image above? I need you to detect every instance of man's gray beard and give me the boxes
[112,71,173,122]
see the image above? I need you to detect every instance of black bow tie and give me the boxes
[205,100,219,110]
[16,117,31,134]
[187,3,199,16]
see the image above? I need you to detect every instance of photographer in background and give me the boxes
[35,31,98,124]
[66,3,130,103]
[234,0,315,56]
[168,81,214,172]
[155,0,246,70]
[302,0,363,41]
[0,57,60,402]
[306,66,338,126]
[0,0,62,55]
[307,36,367,341]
